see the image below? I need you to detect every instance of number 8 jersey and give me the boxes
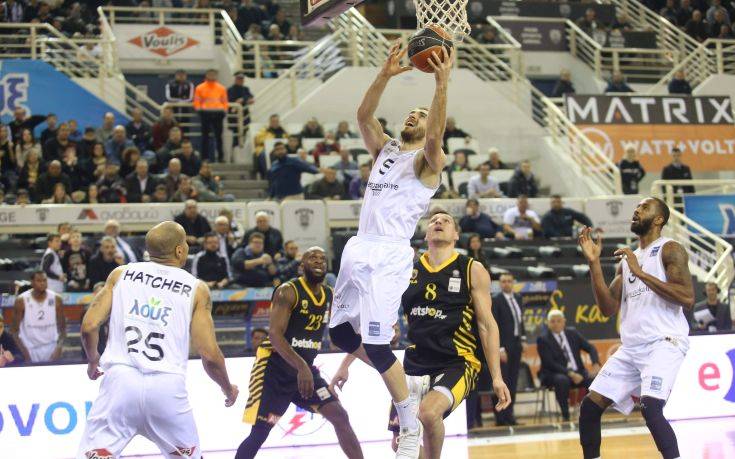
[100,262,200,375]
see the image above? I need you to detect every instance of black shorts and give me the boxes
[387,361,479,432]
[244,346,336,426]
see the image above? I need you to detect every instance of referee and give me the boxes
[194,69,228,162]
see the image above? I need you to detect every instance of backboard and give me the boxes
[301,0,365,27]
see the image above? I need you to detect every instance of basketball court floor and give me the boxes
[120,416,734,458]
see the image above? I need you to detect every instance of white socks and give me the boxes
[394,397,419,431]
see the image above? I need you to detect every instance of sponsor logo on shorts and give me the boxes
[368,321,381,336]
[170,446,197,457]
[650,376,663,392]
[409,305,447,320]
[336,303,349,309]
[291,337,321,350]
[316,387,331,401]
[85,450,113,459]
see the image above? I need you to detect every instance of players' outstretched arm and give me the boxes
[81,266,123,379]
[615,241,695,310]
[191,282,238,406]
[357,42,410,156]
[579,227,622,317]
[422,47,452,173]
[269,283,315,398]
[471,261,511,410]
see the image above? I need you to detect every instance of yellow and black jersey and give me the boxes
[401,252,481,376]
[260,276,333,369]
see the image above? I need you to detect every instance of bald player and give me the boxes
[78,221,238,459]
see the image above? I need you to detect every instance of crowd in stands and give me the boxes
[652,0,735,41]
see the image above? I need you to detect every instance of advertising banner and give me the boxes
[281,200,328,252]
[565,95,735,172]
[665,334,735,420]
[113,24,214,61]
[1,352,466,458]
[584,195,642,237]
[246,200,281,231]
[495,19,567,51]
[683,194,735,236]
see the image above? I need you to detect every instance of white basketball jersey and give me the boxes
[620,237,689,346]
[100,262,199,375]
[358,140,438,241]
[19,289,59,348]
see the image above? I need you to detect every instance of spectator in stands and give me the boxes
[125,108,151,151]
[0,126,15,191]
[62,230,90,292]
[15,188,30,205]
[194,69,229,163]
[104,219,138,264]
[378,117,394,137]
[14,128,41,169]
[443,117,469,150]
[617,146,646,195]
[43,122,73,162]
[678,0,694,26]
[686,10,709,42]
[175,199,212,246]
[717,23,735,38]
[551,69,575,97]
[104,126,134,165]
[486,148,508,170]
[237,0,266,34]
[165,69,194,107]
[77,127,97,158]
[611,11,634,31]
[220,208,245,243]
[96,164,126,203]
[661,148,695,194]
[232,232,276,287]
[460,198,504,239]
[707,0,731,26]
[466,234,491,269]
[312,131,340,161]
[541,195,593,238]
[503,195,542,240]
[660,0,680,24]
[605,72,634,93]
[227,72,255,108]
[266,22,283,40]
[163,158,184,197]
[193,160,229,202]
[250,328,268,352]
[333,147,358,186]
[268,142,321,199]
[668,70,693,94]
[244,211,283,257]
[477,25,498,44]
[170,175,199,202]
[40,113,59,146]
[447,150,470,174]
[125,158,157,203]
[95,112,116,143]
[300,117,325,139]
[62,145,89,191]
[508,160,539,198]
[87,142,107,183]
[285,134,303,154]
[276,240,301,283]
[576,8,604,36]
[0,316,22,367]
[120,146,142,179]
[174,139,202,177]
[214,215,237,270]
[192,232,231,289]
[8,107,46,144]
[349,162,371,199]
[709,8,731,36]
[18,149,42,201]
[156,126,184,172]
[36,160,71,202]
[537,309,600,422]
[68,119,82,143]
[335,121,358,140]
[692,282,732,332]
[245,22,265,40]
[88,236,124,287]
[255,115,287,177]
[468,163,502,198]
[41,232,66,292]
[309,167,344,200]
[271,8,290,35]
[42,182,72,204]
[151,107,178,152]
[151,184,169,203]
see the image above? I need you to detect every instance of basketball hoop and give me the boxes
[413,0,471,42]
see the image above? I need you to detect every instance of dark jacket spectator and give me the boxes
[541,196,594,238]
[0,316,22,366]
[88,237,123,287]
[174,200,212,245]
[276,241,301,283]
[104,127,135,166]
[268,145,320,199]
[677,0,694,26]
[460,199,503,239]
[8,109,46,144]
[442,117,469,150]
[232,233,276,287]
[300,118,325,139]
[605,73,634,93]
[685,10,709,42]
[151,108,178,151]
[617,149,646,195]
[124,160,158,203]
[243,212,284,257]
[125,109,152,150]
[507,161,539,198]
[309,169,344,200]
[40,114,59,146]
[349,163,371,200]
[227,74,255,107]
[43,124,74,162]
[36,161,72,202]
[237,0,266,34]
[668,73,693,95]
[96,164,126,203]
[165,71,194,103]
[551,70,575,97]
[661,149,695,194]
[659,0,680,24]
[174,140,202,177]
[62,238,91,292]
[691,283,732,332]
[191,234,230,288]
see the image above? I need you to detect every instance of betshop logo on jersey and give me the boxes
[409,305,447,319]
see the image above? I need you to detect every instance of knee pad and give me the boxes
[363,343,397,373]
[640,397,666,423]
[329,323,361,354]
[579,396,605,423]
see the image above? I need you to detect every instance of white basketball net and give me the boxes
[413,0,471,41]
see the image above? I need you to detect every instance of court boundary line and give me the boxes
[468,426,650,446]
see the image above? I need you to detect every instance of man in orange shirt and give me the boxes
[194,69,228,162]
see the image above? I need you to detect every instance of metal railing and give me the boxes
[651,179,735,214]
[647,39,735,94]
[104,6,220,26]
[239,39,315,78]
[163,101,248,149]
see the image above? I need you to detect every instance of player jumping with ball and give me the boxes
[328,42,452,459]
[578,197,695,459]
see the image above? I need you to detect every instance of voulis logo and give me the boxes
[128,26,199,57]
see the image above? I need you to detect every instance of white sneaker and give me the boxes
[395,423,422,459]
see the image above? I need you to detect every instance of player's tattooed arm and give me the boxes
[269,283,314,398]
[11,297,31,362]
[639,240,695,309]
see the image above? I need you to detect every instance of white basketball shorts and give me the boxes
[589,336,688,415]
[329,234,415,345]
[27,342,56,363]
[77,364,200,459]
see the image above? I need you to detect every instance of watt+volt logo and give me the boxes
[0,401,93,436]
[0,72,29,117]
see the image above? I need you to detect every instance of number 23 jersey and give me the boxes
[101,262,200,376]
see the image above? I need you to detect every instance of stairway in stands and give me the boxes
[211,163,268,199]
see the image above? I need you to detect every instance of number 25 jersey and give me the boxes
[101,262,200,376]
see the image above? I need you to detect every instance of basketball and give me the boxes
[408,25,454,73]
